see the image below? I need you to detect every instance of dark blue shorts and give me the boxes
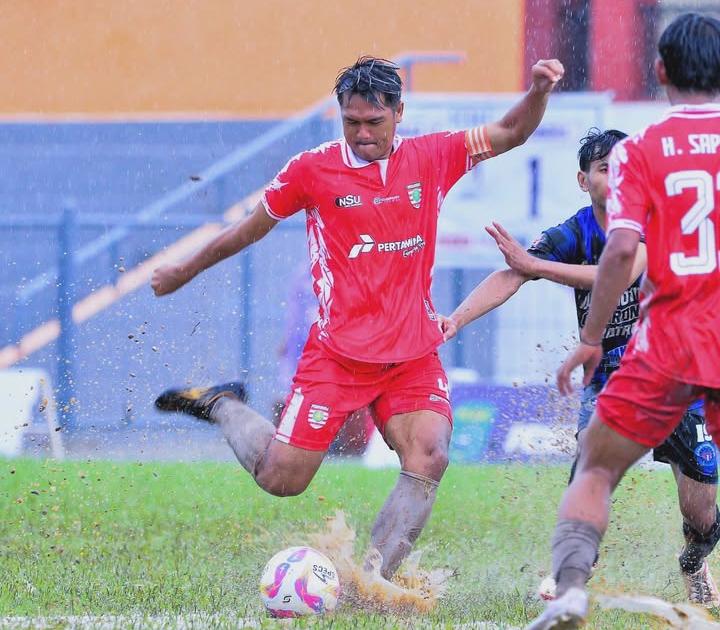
[578,383,718,484]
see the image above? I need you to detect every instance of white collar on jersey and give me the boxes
[665,102,720,114]
[341,135,403,169]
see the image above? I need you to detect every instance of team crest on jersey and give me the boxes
[407,182,422,209]
[308,404,330,429]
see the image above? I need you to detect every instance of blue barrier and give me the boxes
[450,383,579,463]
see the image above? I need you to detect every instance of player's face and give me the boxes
[340,93,403,162]
[578,157,610,210]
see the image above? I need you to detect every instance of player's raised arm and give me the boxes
[487,221,648,290]
[482,59,564,157]
[442,267,528,341]
[151,201,278,296]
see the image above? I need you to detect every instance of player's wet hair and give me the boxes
[334,56,403,109]
[659,12,720,95]
[578,128,628,172]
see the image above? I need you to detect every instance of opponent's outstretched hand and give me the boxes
[531,59,565,94]
[557,341,603,396]
[485,222,537,277]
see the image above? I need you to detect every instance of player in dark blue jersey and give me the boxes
[442,128,720,606]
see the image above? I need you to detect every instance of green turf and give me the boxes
[0,456,712,628]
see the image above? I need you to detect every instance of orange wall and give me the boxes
[0,0,523,117]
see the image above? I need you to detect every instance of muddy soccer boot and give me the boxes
[155,382,247,421]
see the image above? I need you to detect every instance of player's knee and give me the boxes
[255,471,311,497]
[267,484,306,498]
[402,442,449,480]
[577,440,642,490]
[575,456,625,490]
[253,441,322,496]
[254,459,312,496]
[428,447,450,476]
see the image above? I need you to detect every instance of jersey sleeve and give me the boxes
[261,152,313,220]
[421,131,479,197]
[606,138,648,235]
[528,222,579,264]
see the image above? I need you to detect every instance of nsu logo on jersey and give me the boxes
[335,194,362,208]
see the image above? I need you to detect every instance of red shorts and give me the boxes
[275,332,452,451]
[597,349,720,448]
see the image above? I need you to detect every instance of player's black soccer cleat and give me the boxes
[154,382,247,421]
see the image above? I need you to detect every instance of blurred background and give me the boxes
[0,0,717,463]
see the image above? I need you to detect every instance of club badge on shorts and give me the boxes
[308,404,330,429]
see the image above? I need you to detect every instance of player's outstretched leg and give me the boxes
[155,381,275,477]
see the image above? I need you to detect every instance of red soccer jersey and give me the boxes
[606,103,720,386]
[262,131,480,363]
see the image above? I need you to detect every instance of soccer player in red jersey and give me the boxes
[441,128,720,606]
[526,13,720,630]
[151,55,563,582]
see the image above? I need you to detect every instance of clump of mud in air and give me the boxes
[308,510,456,614]
[596,593,720,628]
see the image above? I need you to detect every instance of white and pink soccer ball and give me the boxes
[259,546,341,617]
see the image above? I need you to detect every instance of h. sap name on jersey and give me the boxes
[661,133,720,157]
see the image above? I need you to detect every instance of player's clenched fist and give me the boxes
[151,263,193,296]
[531,59,565,93]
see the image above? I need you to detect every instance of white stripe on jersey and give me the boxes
[307,207,334,337]
[607,217,644,235]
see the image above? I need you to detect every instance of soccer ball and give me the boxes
[259,546,341,617]
[538,575,557,600]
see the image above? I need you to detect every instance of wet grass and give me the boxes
[0,457,715,628]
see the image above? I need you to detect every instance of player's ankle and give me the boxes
[555,568,588,596]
